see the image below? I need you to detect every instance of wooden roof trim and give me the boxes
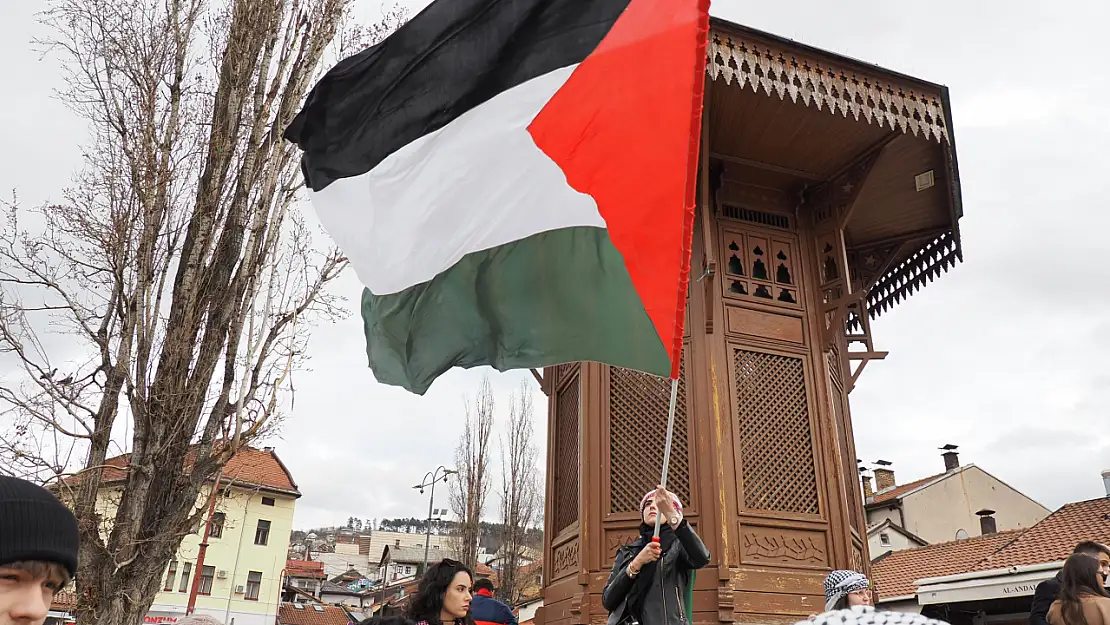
[706,29,950,144]
[865,229,961,320]
[709,18,947,90]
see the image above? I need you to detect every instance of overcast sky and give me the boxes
[2,0,1108,531]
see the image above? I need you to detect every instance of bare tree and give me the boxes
[449,375,494,572]
[496,380,542,604]
[0,2,405,625]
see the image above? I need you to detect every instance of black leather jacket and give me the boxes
[602,521,710,625]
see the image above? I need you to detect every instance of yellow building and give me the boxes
[81,446,300,625]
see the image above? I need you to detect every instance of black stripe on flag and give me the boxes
[285,0,632,192]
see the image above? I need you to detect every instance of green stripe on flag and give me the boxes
[361,225,670,394]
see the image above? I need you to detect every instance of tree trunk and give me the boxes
[0,2,408,625]
[497,381,541,604]
[450,376,494,573]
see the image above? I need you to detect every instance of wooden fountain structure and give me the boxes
[536,17,964,625]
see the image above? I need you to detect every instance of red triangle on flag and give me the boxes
[529,0,711,379]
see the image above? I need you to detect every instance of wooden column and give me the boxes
[538,128,867,625]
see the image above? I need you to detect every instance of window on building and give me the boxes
[255,520,271,545]
[261,497,275,506]
[245,571,262,601]
[199,566,215,595]
[164,561,178,592]
[178,562,192,593]
[879,533,891,547]
[956,529,970,540]
[209,512,226,539]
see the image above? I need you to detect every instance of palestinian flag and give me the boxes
[286,0,711,395]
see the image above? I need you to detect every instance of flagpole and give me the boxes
[652,376,681,542]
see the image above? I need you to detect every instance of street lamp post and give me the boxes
[414,466,457,574]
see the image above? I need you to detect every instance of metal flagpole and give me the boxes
[652,376,681,542]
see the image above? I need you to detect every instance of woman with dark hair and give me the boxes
[1047,553,1110,625]
[603,487,710,625]
[409,559,476,625]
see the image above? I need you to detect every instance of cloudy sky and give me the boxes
[2,0,1108,530]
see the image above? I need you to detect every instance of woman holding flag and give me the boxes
[603,487,710,625]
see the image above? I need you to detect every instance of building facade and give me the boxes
[868,519,928,559]
[865,450,1050,552]
[871,481,1110,624]
[79,446,300,625]
[285,560,326,600]
[363,530,454,568]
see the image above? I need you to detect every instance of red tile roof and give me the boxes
[974,497,1110,571]
[287,559,326,579]
[67,445,299,496]
[278,603,354,625]
[868,473,946,506]
[872,497,1110,600]
[51,590,77,612]
[871,530,1024,599]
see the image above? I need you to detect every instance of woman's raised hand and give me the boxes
[629,542,662,575]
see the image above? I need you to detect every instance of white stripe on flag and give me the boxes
[308,64,605,296]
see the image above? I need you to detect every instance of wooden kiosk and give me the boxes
[537,18,964,625]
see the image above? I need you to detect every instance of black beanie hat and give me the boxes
[0,475,80,577]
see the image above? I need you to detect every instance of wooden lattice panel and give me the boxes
[608,350,692,513]
[733,348,820,515]
[553,371,580,533]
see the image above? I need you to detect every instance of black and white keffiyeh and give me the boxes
[800,607,949,625]
[824,570,872,611]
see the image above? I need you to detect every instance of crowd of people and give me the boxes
[2,476,1107,625]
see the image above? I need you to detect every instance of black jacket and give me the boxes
[602,521,710,625]
[1030,574,1062,625]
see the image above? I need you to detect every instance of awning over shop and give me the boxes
[916,563,1062,606]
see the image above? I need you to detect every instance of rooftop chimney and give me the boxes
[861,473,874,500]
[941,444,960,472]
[1102,470,1110,497]
[977,509,997,536]
[874,460,895,491]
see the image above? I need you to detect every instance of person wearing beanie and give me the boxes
[799,606,951,625]
[824,570,873,612]
[0,475,81,625]
[602,487,710,625]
